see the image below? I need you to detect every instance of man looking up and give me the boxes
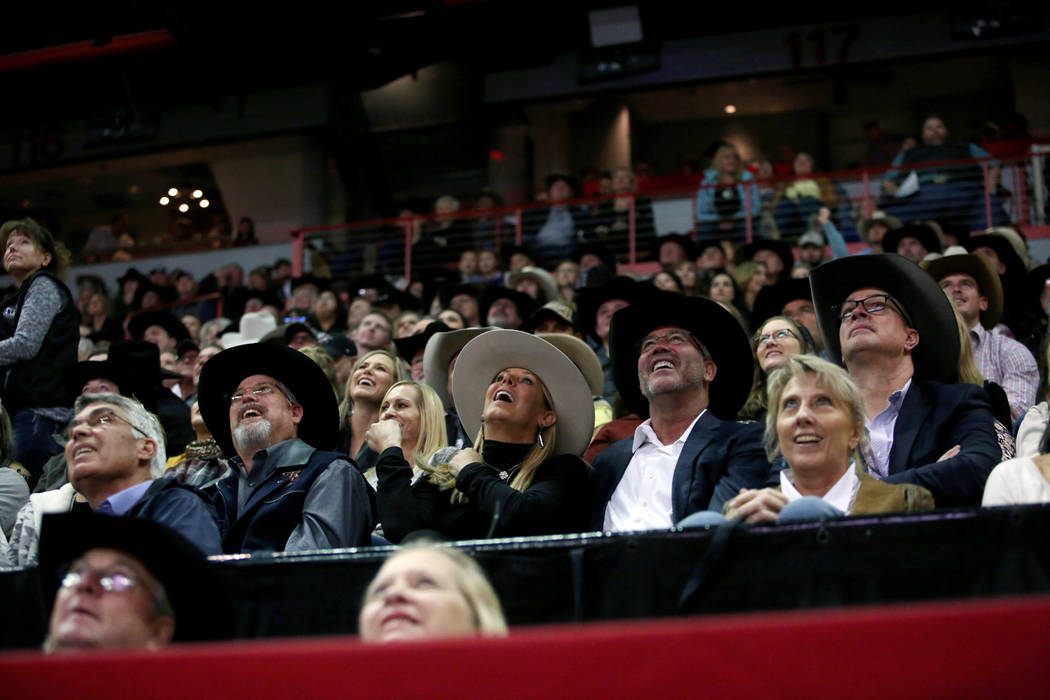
[592,292,770,529]
[810,254,1000,506]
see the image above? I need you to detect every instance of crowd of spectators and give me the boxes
[0,111,1048,652]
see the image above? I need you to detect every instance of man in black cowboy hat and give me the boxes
[576,276,641,405]
[479,286,537,331]
[393,320,450,381]
[198,343,374,553]
[924,251,1037,421]
[592,292,770,530]
[810,254,1000,507]
[127,310,190,353]
[40,512,232,652]
[881,223,942,263]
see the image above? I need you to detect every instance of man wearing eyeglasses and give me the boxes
[198,343,374,553]
[40,512,232,652]
[592,293,770,531]
[62,393,222,556]
[810,254,1000,507]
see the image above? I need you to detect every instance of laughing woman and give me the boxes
[338,349,408,479]
[376,330,594,541]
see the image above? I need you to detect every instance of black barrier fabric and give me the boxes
[2,505,1049,649]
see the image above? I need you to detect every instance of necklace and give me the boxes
[488,462,522,481]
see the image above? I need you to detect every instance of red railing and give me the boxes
[291,148,1048,279]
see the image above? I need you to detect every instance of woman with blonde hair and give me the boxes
[378,330,593,541]
[696,144,761,240]
[359,543,507,643]
[338,349,408,476]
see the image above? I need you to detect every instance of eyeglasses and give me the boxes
[833,294,913,326]
[60,569,142,594]
[225,383,281,406]
[634,331,700,355]
[62,409,148,443]
[755,328,799,346]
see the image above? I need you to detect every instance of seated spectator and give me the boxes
[0,402,29,548]
[810,254,1001,506]
[358,544,507,642]
[392,311,423,340]
[592,293,769,528]
[128,310,190,354]
[738,315,818,421]
[393,321,451,383]
[0,218,78,481]
[925,251,1037,421]
[232,216,258,246]
[742,239,794,287]
[40,512,232,652]
[882,224,943,263]
[501,244,541,273]
[525,175,588,262]
[674,261,701,296]
[696,144,761,240]
[881,115,1003,230]
[180,313,202,345]
[751,278,823,352]
[307,290,348,336]
[80,290,122,345]
[475,249,504,285]
[171,271,217,322]
[650,270,684,294]
[63,392,221,554]
[457,249,481,283]
[682,355,934,526]
[438,284,483,328]
[353,310,393,353]
[338,349,408,477]
[437,308,467,330]
[857,211,902,255]
[199,343,375,553]
[592,166,656,262]
[771,152,840,239]
[478,287,537,331]
[369,381,450,543]
[733,261,767,318]
[417,329,592,539]
[984,397,1050,505]
[575,277,640,404]
[505,266,560,305]
[652,234,697,269]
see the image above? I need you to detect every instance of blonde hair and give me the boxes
[298,346,340,400]
[338,349,408,428]
[430,373,559,501]
[764,354,868,469]
[360,543,507,638]
[950,304,983,386]
[381,381,448,472]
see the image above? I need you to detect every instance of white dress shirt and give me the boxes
[779,463,861,514]
[603,411,705,532]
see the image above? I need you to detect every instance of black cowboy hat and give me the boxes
[499,243,543,269]
[741,239,795,279]
[127,310,190,344]
[570,242,617,272]
[575,276,640,342]
[882,224,943,257]
[39,512,234,643]
[393,321,451,364]
[478,286,538,330]
[651,233,697,262]
[922,252,1004,329]
[809,253,960,383]
[609,291,752,419]
[101,340,183,411]
[437,282,484,310]
[62,361,134,402]
[752,278,814,327]
[197,343,339,456]
[376,287,422,313]
[966,233,1026,280]
[289,275,332,293]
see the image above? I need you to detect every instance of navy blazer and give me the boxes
[590,411,770,529]
[882,379,1000,507]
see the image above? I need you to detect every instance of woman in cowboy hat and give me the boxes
[379,330,593,541]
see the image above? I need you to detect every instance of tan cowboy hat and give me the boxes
[922,250,1004,330]
[451,329,594,457]
[505,266,560,306]
[537,333,603,396]
[422,327,496,410]
[857,210,902,240]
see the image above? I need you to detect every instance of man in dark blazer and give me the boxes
[810,254,1000,507]
[591,293,771,530]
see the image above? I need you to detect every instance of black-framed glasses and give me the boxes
[634,330,699,355]
[833,293,913,326]
[62,408,148,443]
[755,328,799,346]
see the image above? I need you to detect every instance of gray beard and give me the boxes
[233,419,272,455]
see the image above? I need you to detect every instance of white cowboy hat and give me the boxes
[451,329,593,457]
[220,311,277,348]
